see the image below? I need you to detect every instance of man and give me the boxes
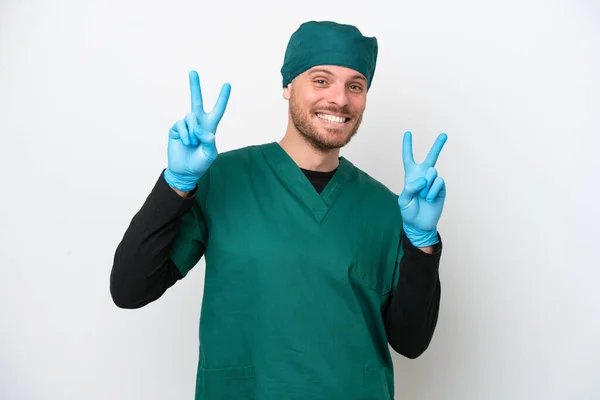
[111,20,447,400]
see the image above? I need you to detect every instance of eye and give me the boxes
[349,84,364,92]
[314,79,328,85]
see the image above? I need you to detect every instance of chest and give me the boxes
[203,183,400,297]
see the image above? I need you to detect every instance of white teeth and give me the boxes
[317,113,346,123]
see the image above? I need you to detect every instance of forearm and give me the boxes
[384,231,442,358]
[110,170,197,309]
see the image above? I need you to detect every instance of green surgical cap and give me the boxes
[280,21,378,90]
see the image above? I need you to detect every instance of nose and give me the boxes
[326,83,350,108]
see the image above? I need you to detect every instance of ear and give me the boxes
[282,84,291,100]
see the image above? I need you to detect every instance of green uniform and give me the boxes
[170,142,404,400]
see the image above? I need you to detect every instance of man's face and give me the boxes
[283,65,368,151]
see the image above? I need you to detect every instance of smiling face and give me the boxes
[283,65,368,151]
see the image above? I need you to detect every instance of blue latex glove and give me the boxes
[163,70,231,191]
[398,131,448,247]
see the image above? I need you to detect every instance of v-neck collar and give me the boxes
[260,142,355,223]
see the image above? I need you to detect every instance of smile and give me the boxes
[316,113,349,124]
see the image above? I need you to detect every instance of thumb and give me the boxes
[194,127,218,163]
[398,177,427,208]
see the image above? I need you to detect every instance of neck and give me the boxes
[278,128,341,172]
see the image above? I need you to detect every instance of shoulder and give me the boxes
[212,144,260,166]
[197,143,267,195]
[351,162,399,203]
[202,143,265,178]
[190,145,259,213]
[348,160,402,225]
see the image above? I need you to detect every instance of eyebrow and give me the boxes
[308,68,367,82]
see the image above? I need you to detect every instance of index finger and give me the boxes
[189,70,203,115]
[424,133,448,167]
[207,83,232,125]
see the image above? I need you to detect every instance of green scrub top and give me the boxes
[170,142,404,400]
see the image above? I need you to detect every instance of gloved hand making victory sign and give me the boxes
[398,131,448,248]
[163,71,232,192]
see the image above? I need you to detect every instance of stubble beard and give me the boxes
[289,93,363,152]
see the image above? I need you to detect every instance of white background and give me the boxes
[1,0,599,399]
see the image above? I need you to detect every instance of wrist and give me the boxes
[163,169,199,192]
[403,224,439,247]
[171,186,191,198]
[417,245,434,254]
